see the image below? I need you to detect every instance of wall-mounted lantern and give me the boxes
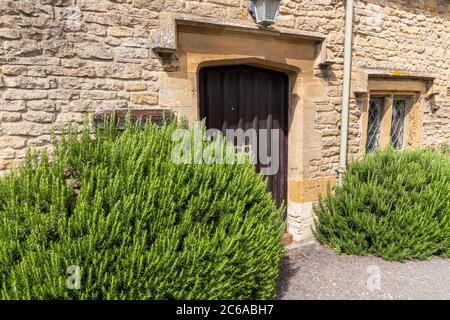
[248,0,281,26]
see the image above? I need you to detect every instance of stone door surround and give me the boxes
[151,13,337,243]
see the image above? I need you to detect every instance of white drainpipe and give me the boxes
[338,0,355,185]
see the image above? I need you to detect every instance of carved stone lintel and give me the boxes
[351,69,437,97]
[367,69,436,81]
[150,13,327,60]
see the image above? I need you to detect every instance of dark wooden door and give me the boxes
[199,65,288,208]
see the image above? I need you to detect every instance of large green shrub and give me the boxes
[0,118,284,299]
[315,147,450,261]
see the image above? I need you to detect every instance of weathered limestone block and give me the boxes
[1,112,22,122]
[121,38,149,48]
[289,176,335,204]
[134,0,185,12]
[322,129,340,137]
[316,113,340,126]
[74,43,114,60]
[83,24,107,37]
[322,136,340,148]
[226,7,249,19]
[26,67,48,78]
[46,65,96,78]
[108,27,134,38]
[68,100,128,112]
[4,90,48,100]
[78,0,112,12]
[130,92,158,105]
[0,29,21,39]
[0,136,27,149]
[48,90,79,100]
[5,57,60,66]
[56,112,86,124]
[23,111,56,123]
[322,147,340,158]
[159,72,195,107]
[115,47,149,60]
[277,15,296,28]
[110,63,142,79]
[61,59,86,69]
[0,101,26,111]
[124,82,147,92]
[95,80,125,91]
[2,65,27,76]
[80,90,118,100]
[17,0,37,15]
[104,37,122,47]
[26,100,56,112]
[287,202,315,243]
[58,77,95,90]
[83,12,120,26]
[3,76,57,89]
[2,122,49,137]
[27,135,52,147]
[0,149,16,160]
[3,40,42,57]
[186,2,227,18]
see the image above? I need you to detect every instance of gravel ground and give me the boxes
[278,242,450,300]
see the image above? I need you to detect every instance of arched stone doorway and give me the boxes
[157,22,335,243]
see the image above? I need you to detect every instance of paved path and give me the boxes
[278,242,450,300]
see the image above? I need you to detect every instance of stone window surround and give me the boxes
[366,94,412,151]
[358,74,435,156]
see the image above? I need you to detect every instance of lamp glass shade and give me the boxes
[252,0,280,25]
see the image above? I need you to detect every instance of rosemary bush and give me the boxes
[0,118,284,299]
[315,147,450,261]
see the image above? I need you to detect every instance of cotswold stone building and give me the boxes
[1,0,449,242]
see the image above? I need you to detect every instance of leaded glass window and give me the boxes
[366,97,384,152]
[391,98,407,150]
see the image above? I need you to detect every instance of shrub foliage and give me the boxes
[315,148,450,261]
[0,118,284,299]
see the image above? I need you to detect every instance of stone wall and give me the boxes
[352,0,450,147]
[0,0,158,173]
[0,0,448,195]
[0,0,345,178]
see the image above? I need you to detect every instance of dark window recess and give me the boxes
[366,97,384,153]
[391,99,407,150]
